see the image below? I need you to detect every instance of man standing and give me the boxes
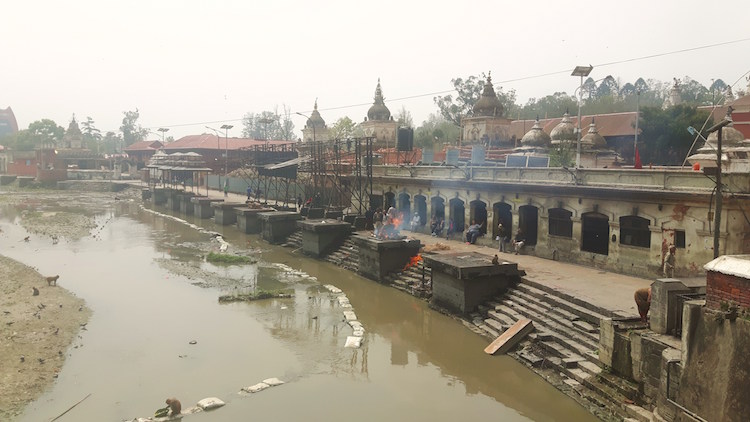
[663,245,676,277]
[498,222,508,252]
[247,185,253,201]
[410,212,421,232]
[223,179,229,197]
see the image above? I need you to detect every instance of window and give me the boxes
[548,208,573,238]
[620,216,651,248]
[674,230,686,248]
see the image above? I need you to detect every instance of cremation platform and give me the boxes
[423,252,520,314]
[166,189,182,211]
[191,197,224,219]
[211,202,246,225]
[259,211,302,244]
[351,234,421,282]
[151,187,167,205]
[177,192,197,215]
[298,219,352,257]
[236,207,275,234]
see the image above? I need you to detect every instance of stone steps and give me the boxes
[504,289,600,345]
[519,278,620,320]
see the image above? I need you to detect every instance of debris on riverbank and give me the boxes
[218,290,293,303]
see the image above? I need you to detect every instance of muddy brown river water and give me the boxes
[0,191,596,422]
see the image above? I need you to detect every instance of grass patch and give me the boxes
[218,289,293,303]
[206,252,253,264]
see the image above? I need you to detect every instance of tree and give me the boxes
[101,131,122,155]
[434,73,519,126]
[330,117,360,140]
[678,77,710,105]
[414,113,460,149]
[595,75,619,98]
[549,143,575,167]
[80,116,102,151]
[581,77,597,100]
[395,105,413,127]
[241,106,296,141]
[638,104,711,165]
[518,92,578,120]
[120,109,148,148]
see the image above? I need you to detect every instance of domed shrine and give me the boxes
[461,72,513,147]
[360,79,398,148]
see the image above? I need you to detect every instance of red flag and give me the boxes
[634,146,642,169]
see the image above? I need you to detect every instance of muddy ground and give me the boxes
[0,186,135,420]
[0,255,91,421]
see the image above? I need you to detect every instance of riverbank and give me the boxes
[0,255,90,421]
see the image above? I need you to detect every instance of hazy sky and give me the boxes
[2,0,749,140]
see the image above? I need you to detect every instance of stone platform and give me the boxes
[191,197,224,219]
[236,207,275,234]
[212,202,246,225]
[351,234,421,282]
[259,211,302,244]
[152,187,167,205]
[298,219,352,258]
[178,192,197,215]
[423,252,520,314]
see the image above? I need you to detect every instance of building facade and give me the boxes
[355,165,750,278]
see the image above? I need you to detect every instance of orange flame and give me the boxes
[403,254,423,271]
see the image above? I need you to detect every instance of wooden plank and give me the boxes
[484,318,534,355]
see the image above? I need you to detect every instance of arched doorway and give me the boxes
[518,205,538,246]
[449,197,465,232]
[414,195,427,227]
[397,193,411,229]
[431,197,445,220]
[369,194,383,211]
[582,212,609,255]
[470,200,488,235]
[384,191,395,210]
[493,202,512,238]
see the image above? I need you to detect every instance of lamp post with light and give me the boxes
[157,127,169,143]
[571,65,593,168]
[220,124,233,179]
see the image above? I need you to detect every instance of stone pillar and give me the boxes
[152,188,167,206]
[298,219,352,257]
[259,211,302,244]
[166,189,181,211]
[423,252,520,314]
[651,278,694,335]
[236,207,275,234]
[178,192,196,215]
[351,234,421,282]
[191,197,223,219]
[212,202,245,226]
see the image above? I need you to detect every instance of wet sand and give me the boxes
[0,255,90,420]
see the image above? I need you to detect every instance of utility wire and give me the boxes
[146,37,750,131]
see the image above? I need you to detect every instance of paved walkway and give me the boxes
[403,230,652,319]
[129,181,650,319]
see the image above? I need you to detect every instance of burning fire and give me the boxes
[403,254,423,271]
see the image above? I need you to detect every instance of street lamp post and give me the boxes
[571,65,593,168]
[705,107,734,259]
[205,126,222,189]
[220,124,233,179]
[157,128,169,143]
[295,112,315,143]
[634,90,640,164]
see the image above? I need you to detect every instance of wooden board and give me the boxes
[484,318,534,355]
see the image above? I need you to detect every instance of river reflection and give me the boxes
[0,193,596,422]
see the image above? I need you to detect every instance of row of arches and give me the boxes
[370,191,654,256]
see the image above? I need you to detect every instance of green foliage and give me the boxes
[0,119,64,151]
[433,73,517,126]
[330,116,361,140]
[101,131,122,155]
[80,117,102,151]
[395,105,413,128]
[549,143,575,167]
[414,113,460,149]
[120,109,148,148]
[638,104,712,165]
[218,289,293,303]
[518,92,578,120]
[206,252,253,264]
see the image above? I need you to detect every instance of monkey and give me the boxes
[32,287,39,296]
[45,275,59,286]
[165,397,181,415]
[491,255,499,265]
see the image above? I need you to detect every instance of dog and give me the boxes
[45,275,59,286]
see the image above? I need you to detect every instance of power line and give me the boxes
[147,36,750,131]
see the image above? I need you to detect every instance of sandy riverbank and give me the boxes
[0,255,91,420]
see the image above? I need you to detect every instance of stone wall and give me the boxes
[677,304,750,422]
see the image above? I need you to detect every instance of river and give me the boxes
[0,191,596,421]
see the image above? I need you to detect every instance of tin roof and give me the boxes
[165,134,295,151]
[124,140,163,152]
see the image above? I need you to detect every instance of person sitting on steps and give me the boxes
[513,228,525,255]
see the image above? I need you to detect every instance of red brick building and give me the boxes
[704,255,750,310]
